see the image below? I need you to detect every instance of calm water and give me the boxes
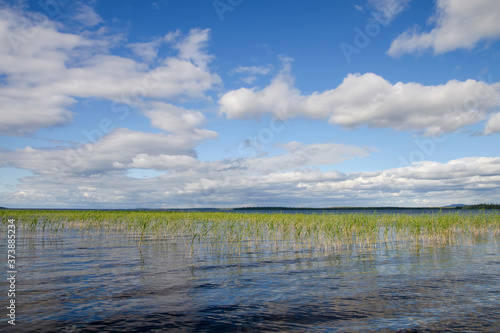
[2,221,500,332]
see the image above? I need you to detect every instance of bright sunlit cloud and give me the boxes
[388,0,500,56]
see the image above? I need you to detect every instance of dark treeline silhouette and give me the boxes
[461,203,500,209]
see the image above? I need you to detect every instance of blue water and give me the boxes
[2,222,499,332]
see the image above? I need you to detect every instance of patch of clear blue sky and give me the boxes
[0,168,33,193]
[126,168,164,179]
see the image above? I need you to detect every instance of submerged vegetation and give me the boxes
[1,210,499,252]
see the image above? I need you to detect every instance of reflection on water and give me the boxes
[3,227,500,332]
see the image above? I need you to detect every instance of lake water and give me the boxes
[2,212,500,332]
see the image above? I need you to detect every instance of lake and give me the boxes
[2,210,500,332]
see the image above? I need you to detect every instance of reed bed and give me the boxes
[1,210,499,252]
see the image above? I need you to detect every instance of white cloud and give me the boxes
[484,112,500,134]
[1,148,499,208]
[243,142,372,173]
[368,0,411,22]
[0,138,368,177]
[126,39,163,63]
[164,30,181,42]
[0,139,373,207]
[3,120,498,208]
[73,4,103,27]
[388,0,500,56]
[0,128,214,178]
[127,154,203,172]
[230,65,272,84]
[0,87,76,136]
[219,67,301,120]
[143,102,218,138]
[0,9,220,136]
[220,71,500,136]
[173,28,214,68]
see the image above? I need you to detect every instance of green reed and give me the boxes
[1,210,499,251]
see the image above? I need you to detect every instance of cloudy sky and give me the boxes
[1,0,500,208]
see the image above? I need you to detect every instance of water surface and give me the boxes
[3,224,500,332]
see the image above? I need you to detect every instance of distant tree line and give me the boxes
[461,203,500,209]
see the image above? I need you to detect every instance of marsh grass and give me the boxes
[1,210,499,253]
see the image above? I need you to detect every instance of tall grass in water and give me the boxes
[1,210,499,252]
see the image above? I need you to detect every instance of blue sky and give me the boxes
[1,0,500,208]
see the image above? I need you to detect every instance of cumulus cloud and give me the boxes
[2,120,499,208]
[219,65,300,120]
[0,138,368,177]
[0,8,220,136]
[0,88,76,136]
[1,150,499,208]
[484,112,500,134]
[143,102,218,138]
[230,65,272,84]
[0,139,374,207]
[0,128,207,177]
[220,71,500,136]
[388,0,500,56]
